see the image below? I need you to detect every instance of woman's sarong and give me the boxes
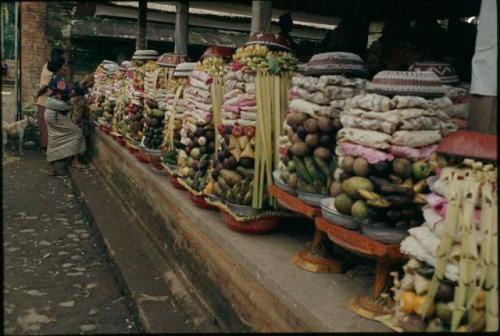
[45,104,86,163]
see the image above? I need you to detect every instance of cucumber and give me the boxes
[313,157,331,182]
[293,157,313,184]
[304,157,324,184]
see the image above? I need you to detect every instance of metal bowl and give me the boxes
[361,223,408,245]
[226,202,259,218]
[319,198,360,230]
[272,170,296,195]
[296,191,328,207]
[206,194,221,203]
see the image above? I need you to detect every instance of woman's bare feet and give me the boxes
[47,163,64,176]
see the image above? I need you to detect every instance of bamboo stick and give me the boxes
[421,168,462,317]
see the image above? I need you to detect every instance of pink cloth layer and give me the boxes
[339,142,394,164]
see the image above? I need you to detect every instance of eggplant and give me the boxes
[239,158,254,169]
[296,126,307,140]
[373,221,391,228]
[217,150,226,162]
[372,161,391,176]
[319,134,333,147]
[386,209,403,221]
[204,130,215,141]
[194,127,204,137]
[394,221,409,230]
[367,207,385,220]
[223,157,238,170]
[207,141,215,153]
[198,160,209,171]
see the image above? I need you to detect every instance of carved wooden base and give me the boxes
[292,228,342,273]
[350,294,394,321]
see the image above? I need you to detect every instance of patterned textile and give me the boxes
[45,108,86,163]
[48,74,86,103]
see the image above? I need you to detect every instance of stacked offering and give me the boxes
[90,60,119,125]
[278,53,367,201]
[330,70,458,240]
[390,158,497,332]
[211,33,297,210]
[162,62,196,168]
[409,62,469,129]
[112,61,132,135]
[177,47,232,193]
[124,50,159,143]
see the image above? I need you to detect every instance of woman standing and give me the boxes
[45,55,92,176]
[36,48,68,152]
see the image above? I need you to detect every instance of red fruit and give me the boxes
[244,126,256,138]
[217,124,225,135]
[232,125,243,137]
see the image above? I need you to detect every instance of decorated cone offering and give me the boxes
[162,62,196,173]
[112,61,132,136]
[409,62,470,130]
[141,54,164,151]
[90,60,119,126]
[332,70,458,240]
[332,70,460,319]
[123,50,158,145]
[280,52,367,204]
[211,33,298,216]
[177,47,232,196]
[390,156,497,332]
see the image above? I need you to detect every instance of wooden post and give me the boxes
[250,0,272,35]
[174,1,189,56]
[136,0,147,50]
[468,0,497,135]
[353,0,369,57]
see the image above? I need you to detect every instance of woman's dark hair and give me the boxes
[51,48,67,60]
[47,55,66,73]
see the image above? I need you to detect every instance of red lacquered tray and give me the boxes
[117,137,126,147]
[169,175,185,190]
[269,185,321,218]
[437,130,497,162]
[135,149,149,164]
[220,208,281,234]
[125,141,138,154]
[99,125,111,134]
[315,217,403,259]
[189,193,218,210]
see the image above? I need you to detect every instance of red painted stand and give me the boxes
[316,217,407,319]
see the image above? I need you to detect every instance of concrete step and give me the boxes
[70,165,221,333]
[85,130,390,332]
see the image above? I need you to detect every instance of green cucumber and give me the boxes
[304,157,325,184]
[293,157,313,184]
[313,156,331,182]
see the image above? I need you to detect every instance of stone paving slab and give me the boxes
[2,151,140,334]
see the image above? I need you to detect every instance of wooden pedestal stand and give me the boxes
[315,217,407,320]
[269,185,342,273]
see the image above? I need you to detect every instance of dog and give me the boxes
[2,116,36,156]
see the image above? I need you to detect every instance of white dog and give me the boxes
[2,116,36,155]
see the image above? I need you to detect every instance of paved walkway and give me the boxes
[3,151,140,334]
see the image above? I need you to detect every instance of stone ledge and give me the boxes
[90,130,389,332]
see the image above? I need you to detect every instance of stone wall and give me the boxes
[20,1,47,108]
[19,1,77,108]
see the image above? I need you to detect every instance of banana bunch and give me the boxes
[234,44,269,61]
[201,56,226,77]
